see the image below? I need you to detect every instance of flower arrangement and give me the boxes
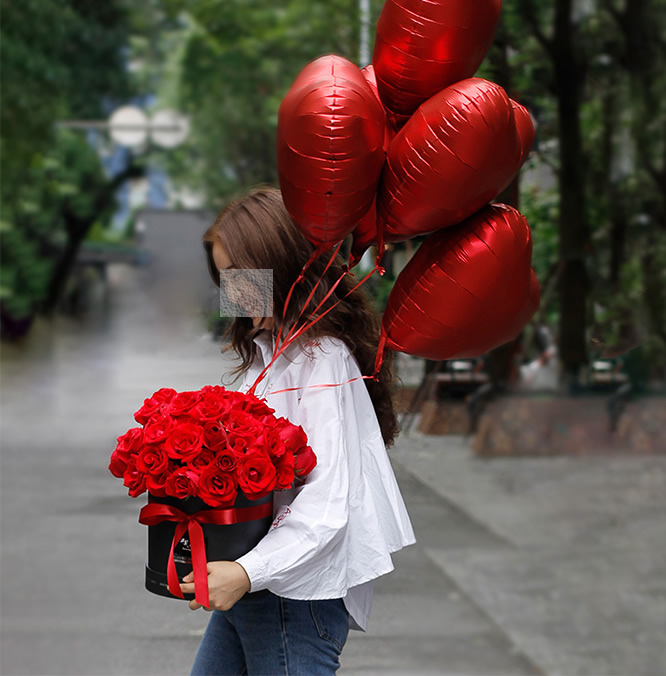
[109,385,316,506]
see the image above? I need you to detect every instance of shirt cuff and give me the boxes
[235,549,269,593]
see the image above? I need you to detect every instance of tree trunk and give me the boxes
[554,0,589,385]
[45,164,143,312]
[484,16,525,380]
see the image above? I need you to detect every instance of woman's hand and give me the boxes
[180,561,251,612]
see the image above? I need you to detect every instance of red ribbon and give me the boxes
[138,500,273,608]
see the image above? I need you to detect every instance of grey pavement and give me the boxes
[389,435,666,676]
[1,260,664,676]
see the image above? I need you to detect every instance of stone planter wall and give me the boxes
[472,395,665,456]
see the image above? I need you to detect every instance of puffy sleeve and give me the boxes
[235,344,359,599]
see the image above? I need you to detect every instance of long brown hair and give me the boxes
[203,186,398,447]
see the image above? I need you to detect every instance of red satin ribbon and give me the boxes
[138,500,273,608]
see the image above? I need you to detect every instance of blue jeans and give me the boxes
[191,592,350,675]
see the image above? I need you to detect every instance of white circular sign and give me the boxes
[109,106,149,147]
[150,109,190,148]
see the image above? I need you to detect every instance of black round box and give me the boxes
[144,491,273,600]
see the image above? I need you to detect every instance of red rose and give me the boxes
[136,444,169,475]
[226,410,262,439]
[229,436,249,455]
[143,414,174,445]
[134,397,163,425]
[192,448,215,468]
[227,391,250,410]
[257,428,287,459]
[167,390,202,417]
[201,385,227,396]
[123,457,147,498]
[109,449,128,478]
[238,393,274,417]
[194,392,231,422]
[165,467,199,499]
[198,466,238,508]
[203,422,229,451]
[115,427,144,460]
[146,463,176,497]
[294,445,317,477]
[237,450,277,500]
[152,387,177,404]
[190,448,216,470]
[277,422,308,453]
[259,414,279,429]
[214,448,238,473]
[275,451,295,490]
[165,422,204,462]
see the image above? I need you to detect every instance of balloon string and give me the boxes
[375,221,386,274]
[270,374,375,395]
[274,241,343,353]
[274,242,337,352]
[249,262,349,395]
[278,263,379,359]
[248,261,380,395]
[374,330,388,378]
[252,244,343,397]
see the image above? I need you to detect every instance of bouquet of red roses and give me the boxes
[109,385,316,504]
[109,385,316,605]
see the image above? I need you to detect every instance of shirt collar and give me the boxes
[252,329,310,373]
[252,330,275,369]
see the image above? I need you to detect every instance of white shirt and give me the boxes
[235,331,415,630]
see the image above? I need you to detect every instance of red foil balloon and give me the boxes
[350,198,378,267]
[379,203,540,362]
[377,78,525,242]
[510,99,535,166]
[348,65,395,267]
[361,64,396,150]
[373,0,502,126]
[277,55,386,248]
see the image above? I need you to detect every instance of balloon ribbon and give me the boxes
[138,500,273,608]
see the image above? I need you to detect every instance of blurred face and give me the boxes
[211,239,272,329]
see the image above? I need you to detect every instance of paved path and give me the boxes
[389,435,666,676]
[2,263,664,676]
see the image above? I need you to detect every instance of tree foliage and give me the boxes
[0,131,114,320]
[0,0,133,332]
[149,0,385,207]
[492,0,666,382]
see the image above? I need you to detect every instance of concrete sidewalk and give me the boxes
[377,432,666,676]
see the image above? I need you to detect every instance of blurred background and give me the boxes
[1,1,665,675]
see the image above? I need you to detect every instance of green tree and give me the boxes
[498,0,665,384]
[1,131,123,324]
[149,0,384,207]
[0,0,134,334]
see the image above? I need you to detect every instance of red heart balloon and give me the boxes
[373,0,502,126]
[379,203,540,361]
[277,55,386,248]
[350,197,378,267]
[510,99,535,166]
[361,63,396,152]
[377,78,525,243]
[347,65,397,267]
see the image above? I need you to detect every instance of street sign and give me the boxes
[150,109,190,148]
[109,106,149,147]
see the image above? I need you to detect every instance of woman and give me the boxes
[182,186,415,675]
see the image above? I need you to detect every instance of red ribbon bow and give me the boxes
[138,501,273,608]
